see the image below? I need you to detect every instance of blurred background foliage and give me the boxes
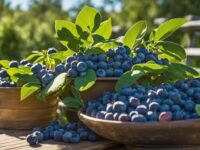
[0,0,200,67]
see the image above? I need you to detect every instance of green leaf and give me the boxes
[158,53,179,62]
[70,86,82,100]
[7,67,32,76]
[50,50,74,63]
[156,41,186,60]
[154,18,188,42]
[25,53,43,62]
[195,104,200,116]
[33,56,44,64]
[40,73,71,98]
[172,63,199,76]
[74,69,96,91]
[0,60,9,68]
[123,20,147,49]
[85,47,106,55]
[94,18,112,39]
[164,64,185,80]
[20,83,40,101]
[55,20,80,51]
[115,70,144,92]
[14,74,41,85]
[62,97,83,110]
[132,62,168,73]
[75,6,101,32]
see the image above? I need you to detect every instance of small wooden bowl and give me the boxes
[78,109,200,149]
[0,87,58,129]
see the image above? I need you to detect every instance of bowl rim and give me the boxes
[78,109,200,125]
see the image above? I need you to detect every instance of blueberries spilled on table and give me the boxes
[62,46,169,78]
[26,121,100,145]
[85,78,200,122]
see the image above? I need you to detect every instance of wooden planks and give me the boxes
[0,129,122,150]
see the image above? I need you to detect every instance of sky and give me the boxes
[5,0,121,12]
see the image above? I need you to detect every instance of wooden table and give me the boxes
[0,129,125,150]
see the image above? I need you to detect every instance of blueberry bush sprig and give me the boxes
[26,121,100,145]
[85,78,200,123]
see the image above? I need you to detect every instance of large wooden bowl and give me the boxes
[78,109,200,149]
[0,87,58,129]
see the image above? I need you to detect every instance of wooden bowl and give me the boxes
[78,109,200,149]
[0,87,58,129]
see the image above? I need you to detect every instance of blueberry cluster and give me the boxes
[85,78,200,123]
[56,47,169,78]
[0,48,59,87]
[26,121,100,145]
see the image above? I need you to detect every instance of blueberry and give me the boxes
[192,80,200,87]
[149,102,160,111]
[62,132,73,142]
[41,73,54,85]
[9,60,18,68]
[37,69,48,79]
[88,132,100,141]
[171,105,181,112]
[105,113,114,120]
[20,59,28,65]
[97,54,106,61]
[129,111,138,118]
[113,61,121,69]
[97,61,107,70]
[191,113,199,119]
[80,131,89,140]
[184,100,195,112]
[55,64,65,74]
[173,111,185,120]
[137,53,145,61]
[157,88,168,98]
[113,113,120,120]
[70,134,81,143]
[91,110,97,117]
[86,60,94,69]
[181,83,189,91]
[88,54,98,61]
[32,127,44,132]
[77,61,88,72]
[194,93,200,101]
[162,99,173,106]
[25,62,32,67]
[118,113,130,122]
[96,111,106,119]
[112,101,127,113]
[47,47,57,54]
[169,92,181,104]
[131,114,146,123]
[136,105,147,115]
[147,111,158,121]
[113,69,123,77]
[0,70,7,78]
[186,88,194,97]
[66,122,77,131]
[148,90,157,98]
[26,134,38,145]
[42,130,50,139]
[118,95,127,101]
[129,96,140,107]
[120,87,132,96]
[106,104,113,113]
[31,63,43,74]
[34,131,44,142]
[67,68,78,78]
[106,49,115,57]
[96,69,106,77]
[71,60,79,70]
[159,104,170,112]
[114,55,123,61]
[159,112,172,121]
[54,130,64,141]
[53,124,62,130]
[106,69,113,77]
[174,80,183,88]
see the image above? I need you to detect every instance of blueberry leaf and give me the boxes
[25,53,43,62]
[123,20,147,49]
[195,104,200,116]
[61,96,83,110]
[154,18,188,42]
[115,70,144,92]
[49,50,74,63]
[74,69,96,91]
[21,83,41,101]
[75,6,101,33]
[0,60,10,69]
[39,73,71,99]
[171,63,199,76]
[94,17,112,39]
[14,74,41,85]
[156,41,186,61]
